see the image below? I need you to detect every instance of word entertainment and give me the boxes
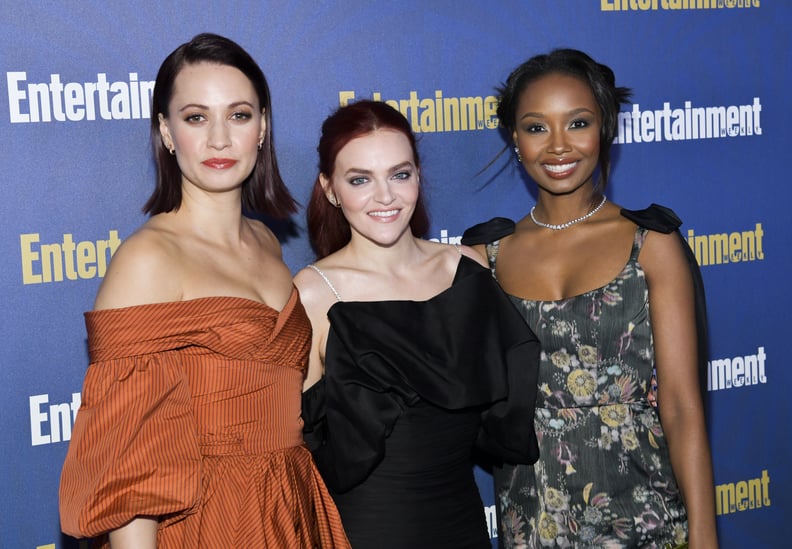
[7,72,153,122]
[685,223,763,266]
[602,0,760,10]
[339,90,498,134]
[716,469,771,516]
[20,230,121,284]
[616,98,762,143]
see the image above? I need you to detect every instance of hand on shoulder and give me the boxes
[93,224,183,310]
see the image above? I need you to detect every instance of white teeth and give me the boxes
[544,162,576,173]
[369,210,399,217]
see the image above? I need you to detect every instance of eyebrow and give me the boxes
[519,107,596,120]
[343,161,414,176]
[177,100,256,113]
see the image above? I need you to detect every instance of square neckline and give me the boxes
[493,227,647,303]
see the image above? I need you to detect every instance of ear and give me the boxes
[512,130,518,146]
[158,113,172,150]
[319,173,341,207]
[259,108,267,142]
[319,173,333,199]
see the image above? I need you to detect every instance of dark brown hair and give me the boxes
[144,33,296,217]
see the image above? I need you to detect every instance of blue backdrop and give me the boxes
[1,1,787,547]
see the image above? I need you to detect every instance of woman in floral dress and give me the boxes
[463,49,718,548]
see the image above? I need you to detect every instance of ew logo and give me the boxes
[428,229,461,245]
[30,393,80,446]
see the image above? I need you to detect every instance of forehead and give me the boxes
[335,129,414,168]
[517,72,597,112]
[170,62,258,106]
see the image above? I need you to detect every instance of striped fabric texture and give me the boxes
[60,290,350,547]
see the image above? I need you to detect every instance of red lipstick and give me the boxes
[202,158,237,169]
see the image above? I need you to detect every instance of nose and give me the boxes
[373,179,395,205]
[547,129,571,155]
[208,120,231,150]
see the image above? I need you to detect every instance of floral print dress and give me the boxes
[488,227,688,548]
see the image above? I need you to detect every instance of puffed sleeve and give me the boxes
[59,309,201,538]
[461,217,516,246]
[307,323,406,494]
[475,278,541,465]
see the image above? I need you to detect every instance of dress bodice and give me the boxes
[302,255,541,548]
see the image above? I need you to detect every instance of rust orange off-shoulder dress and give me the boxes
[59,289,350,548]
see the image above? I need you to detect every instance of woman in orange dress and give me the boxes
[59,33,349,548]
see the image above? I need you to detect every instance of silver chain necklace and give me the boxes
[529,195,607,231]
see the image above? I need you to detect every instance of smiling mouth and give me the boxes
[369,209,400,218]
[543,161,577,173]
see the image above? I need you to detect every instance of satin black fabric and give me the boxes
[302,255,540,548]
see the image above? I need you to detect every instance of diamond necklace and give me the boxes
[529,195,607,231]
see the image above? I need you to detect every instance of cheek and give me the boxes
[336,188,368,210]
[516,139,540,160]
[241,127,262,147]
[584,138,600,157]
[567,133,600,157]
[401,182,420,204]
[171,128,201,152]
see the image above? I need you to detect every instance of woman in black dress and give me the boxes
[296,100,540,548]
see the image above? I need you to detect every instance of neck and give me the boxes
[534,189,603,224]
[175,186,246,243]
[342,231,425,275]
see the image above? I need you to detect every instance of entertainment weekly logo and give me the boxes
[601,0,760,11]
[30,392,80,446]
[615,98,762,144]
[6,71,154,122]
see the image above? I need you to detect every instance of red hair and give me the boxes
[307,100,429,259]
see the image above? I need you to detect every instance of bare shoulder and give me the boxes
[459,244,488,268]
[294,264,324,301]
[247,218,283,258]
[294,261,338,313]
[413,240,480,285]
[93,221,183,310]
[639,228,690,279]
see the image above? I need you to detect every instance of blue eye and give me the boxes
[349,176,367,186]
[393,171,412,181]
